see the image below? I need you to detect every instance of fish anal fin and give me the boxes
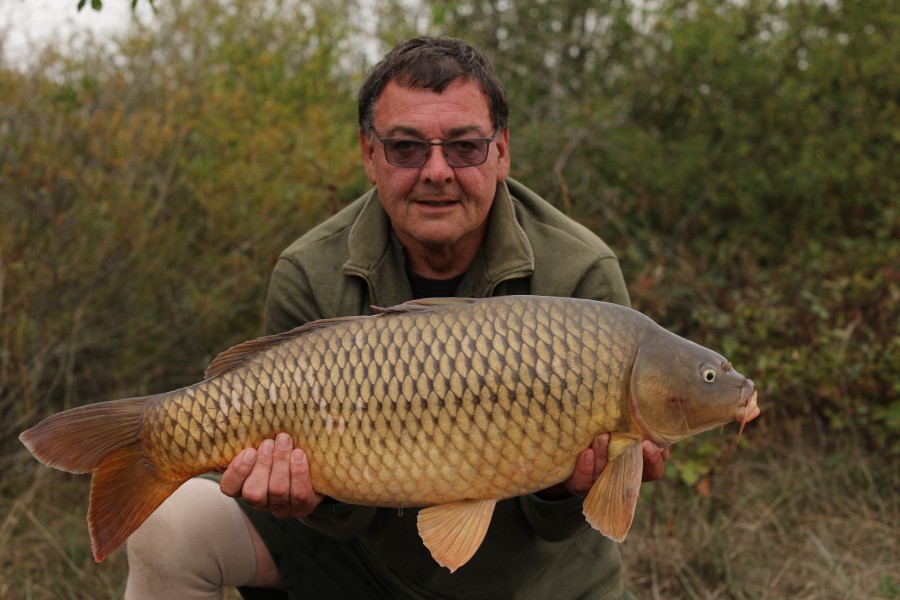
[417,498,497,572]
[583,436,643,542]
[89,443,183,562]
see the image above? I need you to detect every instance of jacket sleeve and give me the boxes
[572,256,631,308]
[264,256,324,335]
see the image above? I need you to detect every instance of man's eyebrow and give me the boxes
[447,125,489,138]
[382,125,425,138]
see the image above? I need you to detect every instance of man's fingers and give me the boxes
[265,434,294,516]
[289,449,312,503]
[591,433,610,478]
[289,449,323,516]
[218,437,321,517]
[641,439,668,482]
[560,433,613,497]
[563,447,595,497]
[220,448,257,497]
[241,439,276,506]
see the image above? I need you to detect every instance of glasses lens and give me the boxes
[384,139,428,167]
[377,133,494,168]
[444,139,490,167]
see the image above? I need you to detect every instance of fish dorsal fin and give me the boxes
[582,435,643,542]
[417,498,497,572]
[372,297,479,315]
[204,315,369,379]
[208,299,481,378]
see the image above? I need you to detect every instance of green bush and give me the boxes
[423,0,899,460]
[2,0,897,457]
[0,0,369,443]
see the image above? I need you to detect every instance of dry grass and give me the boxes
[622,421,899,599]
[0,448,127,600]
[1,423,897,599]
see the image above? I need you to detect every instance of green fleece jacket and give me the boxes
[259,178,632,600]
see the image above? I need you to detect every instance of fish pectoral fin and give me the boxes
[582,436,643,542]
[417,498,497,572]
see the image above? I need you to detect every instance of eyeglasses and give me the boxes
[370,129,497,168]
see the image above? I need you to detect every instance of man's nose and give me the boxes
[419,145,454,182]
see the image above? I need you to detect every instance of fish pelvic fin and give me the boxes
[583,435,643,542]
[19,396,182,562]
[417,498,497,572]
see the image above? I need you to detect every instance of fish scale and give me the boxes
[206,302,518,498]
[20,295,759,570]
[176,296,625,505]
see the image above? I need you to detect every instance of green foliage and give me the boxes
[416,0,899,474]
[1,0,369,443]
[617,0,899,251]
[880,575,900,600]
[4,0,898,459]
[692,235,899,451]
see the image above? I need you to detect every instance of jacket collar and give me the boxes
[343,180,534,305]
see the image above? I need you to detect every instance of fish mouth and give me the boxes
[733,383,760,439]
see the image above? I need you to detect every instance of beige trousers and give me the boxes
[124,478,257,600]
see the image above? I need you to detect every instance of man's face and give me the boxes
[359,78,510,253]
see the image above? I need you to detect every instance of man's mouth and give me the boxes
[415,200,457,208]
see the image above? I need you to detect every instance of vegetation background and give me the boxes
[1,0,897,597]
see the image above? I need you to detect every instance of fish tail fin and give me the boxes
[19,396,183,562]
[19,398,148,473]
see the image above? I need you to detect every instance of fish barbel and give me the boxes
[20,295,759,571]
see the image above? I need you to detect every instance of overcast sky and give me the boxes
[0,0,152,66]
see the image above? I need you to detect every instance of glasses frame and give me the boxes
[369,129,498,169]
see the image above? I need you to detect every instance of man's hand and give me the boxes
[639,439,669,483]
[538,434,670,500]
[220,433,324,518]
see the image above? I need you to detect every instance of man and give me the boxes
[125,36,668,600]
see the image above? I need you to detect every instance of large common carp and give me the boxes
[20,295,759,571]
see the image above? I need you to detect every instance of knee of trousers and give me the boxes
[126,477,255,587]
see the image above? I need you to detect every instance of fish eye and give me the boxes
[701,366,717,383]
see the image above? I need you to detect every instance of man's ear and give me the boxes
[359,128,377,184]
[495,127,511,182]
